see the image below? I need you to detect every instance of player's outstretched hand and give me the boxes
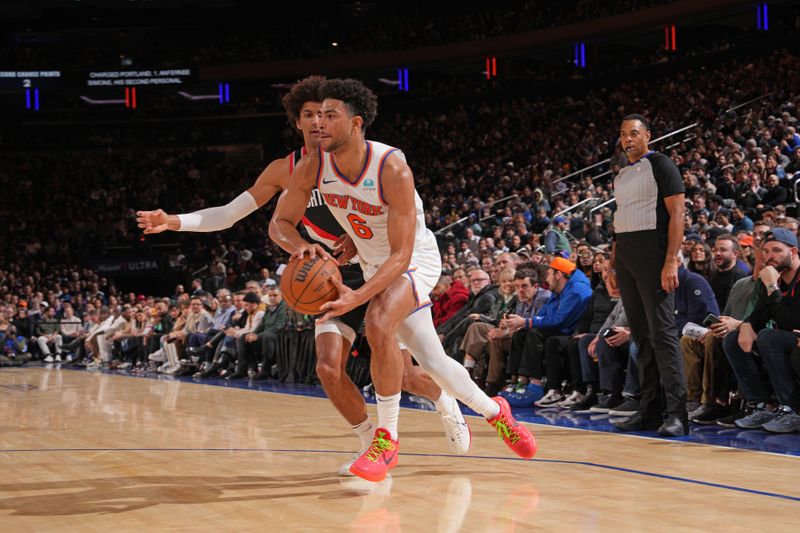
[290,243,339,265]
[136,209,170,234]
[316,276,359,324]
[333,234,357,264]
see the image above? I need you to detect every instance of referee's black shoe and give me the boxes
[612,412,661,432]
[657,415,689,437]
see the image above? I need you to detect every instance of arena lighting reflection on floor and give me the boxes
[27,364,800,457]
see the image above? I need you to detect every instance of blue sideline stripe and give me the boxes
[0,446,797,502]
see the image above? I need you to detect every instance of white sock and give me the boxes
[398,307,500,420]
[352,418,375,450]
[433,391,451,414]
[375,392,401,439]
[463,359,476,369]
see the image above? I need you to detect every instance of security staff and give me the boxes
[608,114,689,436]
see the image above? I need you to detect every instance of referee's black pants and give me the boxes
[616,230,687,422]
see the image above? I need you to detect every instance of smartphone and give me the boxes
[602,328,615,339]
[702,314,721,327]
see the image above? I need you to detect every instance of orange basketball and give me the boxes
[280,255,341,315]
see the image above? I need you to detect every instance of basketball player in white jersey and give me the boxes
[270,78,537,482]
[135,76,470,476]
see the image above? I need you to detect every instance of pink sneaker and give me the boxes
[487,396,538,459]
[348,428,399,482]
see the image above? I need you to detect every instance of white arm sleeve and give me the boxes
[177,191,259,232]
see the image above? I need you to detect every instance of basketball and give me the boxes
[280,255,342,315]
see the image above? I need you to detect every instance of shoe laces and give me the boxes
[365,431,396,463]
[492,415,521,445]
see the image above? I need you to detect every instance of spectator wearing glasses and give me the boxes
[484,269,551,397]
[460,268,517,383]
[437,269,497,360]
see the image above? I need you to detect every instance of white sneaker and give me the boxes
[556,390,584,409]
[534,389,564,408]
[165,364,181,375]
[118,361,131,369]
[54,354,62,362]
[438,394,471,454]
[157,362,170,373]
[339,447,369,477]
[43,355,54,363]
[148,349,166,363]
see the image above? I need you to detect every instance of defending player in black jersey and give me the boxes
[135,76,470,475]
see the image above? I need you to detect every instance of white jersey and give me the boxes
[317,140,439,270]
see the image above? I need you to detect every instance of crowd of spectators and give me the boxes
[0,265,290,380]
[5,47,797,291]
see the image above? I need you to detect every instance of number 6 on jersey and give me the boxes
[347,214,374,239]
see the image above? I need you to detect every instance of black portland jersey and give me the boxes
[289,147,346,252]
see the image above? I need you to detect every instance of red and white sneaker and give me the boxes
[487,396,538,459]
[349,428,400,482]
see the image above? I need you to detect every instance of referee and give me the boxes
[608,114,688,437]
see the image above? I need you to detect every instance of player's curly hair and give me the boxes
[320,78,378,131]
[281,75,325,125]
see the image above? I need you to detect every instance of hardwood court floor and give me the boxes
[0,367,797,532]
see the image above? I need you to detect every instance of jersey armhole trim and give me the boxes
[377,148,400,205]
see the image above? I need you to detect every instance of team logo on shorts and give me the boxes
[363,178,375,188]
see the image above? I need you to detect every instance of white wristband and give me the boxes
[177,191,259,232]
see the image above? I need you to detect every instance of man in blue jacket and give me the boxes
[500,257,593,405]
[674,264,720,335]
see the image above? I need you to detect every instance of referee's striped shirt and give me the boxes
[614,151,684,238]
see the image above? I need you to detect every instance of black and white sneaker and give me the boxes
[569,388,598,412]
[534,389,564,408]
